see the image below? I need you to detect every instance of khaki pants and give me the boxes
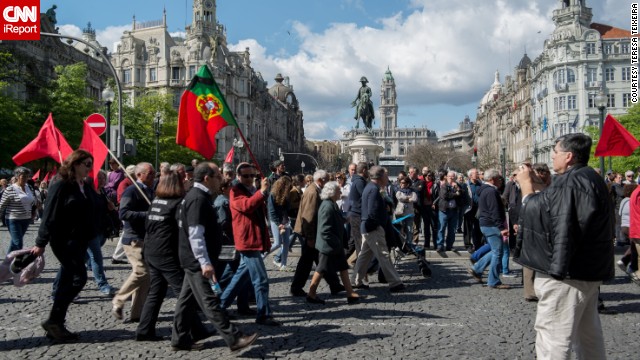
[534,273,605,360]
[353,226,402,288]
[112,240,150,320]
[523,267,536,299]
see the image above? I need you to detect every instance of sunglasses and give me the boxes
[241,174,257,179]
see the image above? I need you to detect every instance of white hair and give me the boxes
[320,181,340,200]
[313,169,328,182]
[484,168,501,181]
[467,168,478,178]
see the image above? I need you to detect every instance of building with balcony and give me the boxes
[110,0,305,167]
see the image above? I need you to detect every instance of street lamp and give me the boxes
[595,89,607,178]
[154,112,162,170]
[101,86,115,171]
[471,146,478,168]
[500,138,506,177]
[301,161,306,174]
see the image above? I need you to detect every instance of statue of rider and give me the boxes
[351,76,375,131]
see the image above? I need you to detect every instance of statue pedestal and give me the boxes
[348,132,383,164]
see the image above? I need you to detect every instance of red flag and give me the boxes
[12,113,73,165]
[31,169,40,181]
[79,120,109,188]
[224,146,234,164]
[595,114,640,157]
[176,65,239,159]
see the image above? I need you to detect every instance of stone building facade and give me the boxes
[110,0,305,167]
[474,0,631,172]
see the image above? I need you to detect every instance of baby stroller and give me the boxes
[389,214,432,278]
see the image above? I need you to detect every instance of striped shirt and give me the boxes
[0,184,35,220]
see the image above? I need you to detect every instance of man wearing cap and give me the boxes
[268,160,286,186]
[605,170,615,184]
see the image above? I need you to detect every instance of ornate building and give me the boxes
[438,115,475,154]
[340,67,438,174]
[110,0,305,168]
[474,0,631,171]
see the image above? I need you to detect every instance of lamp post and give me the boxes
[301,161,306,174]
[154,112,162,170]
[595,89,607,178]
[500,138,506,177]
[101,86,115,171]
[471,146,478,168]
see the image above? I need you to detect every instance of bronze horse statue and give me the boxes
[351,76,375,133]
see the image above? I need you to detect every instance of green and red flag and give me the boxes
[176,65,238,159]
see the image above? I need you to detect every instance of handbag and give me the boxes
[394,202,407,216]
[218,245,238,262]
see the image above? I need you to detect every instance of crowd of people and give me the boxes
[1,132,638,358]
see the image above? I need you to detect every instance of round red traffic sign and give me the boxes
[86,113,107,136]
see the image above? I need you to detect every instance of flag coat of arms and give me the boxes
[176,65,238,159]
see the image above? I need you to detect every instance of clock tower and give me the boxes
[379,67,398,130]
[192,0,217,36]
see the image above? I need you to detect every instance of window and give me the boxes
[399,147,405,155]
[588,93,596,108]
[171,67,180,80]
[558,96,566,110]
[553,69,566,84]
[239,101,245,116]
[123,69,131,84]
[149,68,157,82]
[621,43,630,54]
[568,95,577,109]
[623,93,631,107]
[605,68,615,81]
[189,65,196,79]
[586,43,596,55]
[622,67,631,81]
[603,44,613,54]
[135,68,141,83]
[586,68,598,82]
[239,79,245,93]
[607,94,615,108]
[385,118,392,129]
[567,69,575,83]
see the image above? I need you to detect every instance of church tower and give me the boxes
[191,0,217,36]
[379,67,398,130]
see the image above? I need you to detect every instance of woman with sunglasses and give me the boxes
[31,150,99,342]
[0,166,36,254]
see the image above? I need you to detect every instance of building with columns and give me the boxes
[110,0,305,168]
[340,68,438,174]
[474,0,631,172]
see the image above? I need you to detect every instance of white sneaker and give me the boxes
[279,265,294,272]
[273,259,282,268]
[617,260,628,273]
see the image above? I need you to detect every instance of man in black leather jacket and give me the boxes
[514,133,613,360]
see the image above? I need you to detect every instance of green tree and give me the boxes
[587,104,640,174]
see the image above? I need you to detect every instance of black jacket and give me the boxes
[348,175,367,217]
[514,164,614,281]
[119,182,153,244]
[476,184,506,230]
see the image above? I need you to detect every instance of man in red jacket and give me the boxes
[629,185,640,283]
[224,163,280,326]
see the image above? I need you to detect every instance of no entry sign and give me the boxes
[86,113,107,136]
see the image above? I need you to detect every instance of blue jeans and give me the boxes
[401,219,414,248]
[473,226,504,287]
[470,243,491,263]
[220,251,271,320]
[86,233,110,291]
[6,218,30,254]
[502,244,510,274]
[437,209,458,249]
[269,221,290,266]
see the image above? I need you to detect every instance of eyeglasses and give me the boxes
[82,160,93,168]
[240,174,257,179]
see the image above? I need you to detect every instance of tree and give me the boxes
[587,104,640,174]
[405,142,473,173]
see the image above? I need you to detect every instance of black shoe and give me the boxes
[42,320,78,342]
[230,333,258,352]
[289,288,307,297]
[354,284,370,290]
[237,308,257,316]
[123,317,140,324]
[192,329,216,342]
[111,306,123,320]
[347,296,361,304]
[171,343,205,351]
[389,284,406,293]
[306,296,326,304]
[436,247,445,253]
[330,284,346,295]
[136,334,165,342]
[111,259,128,265]
[255,317,281,326]
[524,297,539,302]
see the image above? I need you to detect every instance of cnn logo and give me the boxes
[0,0,40,41]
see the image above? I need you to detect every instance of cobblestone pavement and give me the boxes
[0,225,639,359]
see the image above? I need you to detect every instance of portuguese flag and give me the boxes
[176,65,238,159]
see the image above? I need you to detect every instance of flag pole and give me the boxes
[234,126,264,178]
[104,147,151,205]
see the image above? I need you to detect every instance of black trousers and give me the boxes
[291,243,342,293]
[171,268,240,348]
[412,206,422,242]
[463,208,483,250]
[137,255,207,338]
[49,240,88,324]
[420,206,438,248]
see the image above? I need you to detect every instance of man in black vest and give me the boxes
[171,162,257,352]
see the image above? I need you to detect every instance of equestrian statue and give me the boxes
[351,76,375,133]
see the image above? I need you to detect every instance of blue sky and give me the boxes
[41,0,633,140]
